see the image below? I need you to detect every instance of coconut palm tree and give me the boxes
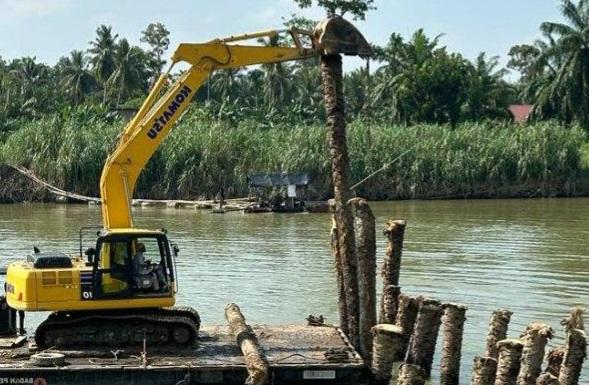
[464,53,513,120]
[9,57,49,116]
[257,35,292,108]
[211,69,244,103]
[291,64,323,121]
[371,30,446,124]
[533,0,589,130]
[344,67,368,118]
[106,39,148,107]
[59,50,97,104]
[0,57,14,116]
[88,25,118,103]
[242,69,265,108]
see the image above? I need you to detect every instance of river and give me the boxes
[0,199,587,381]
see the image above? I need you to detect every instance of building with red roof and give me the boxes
[508,104,533,124]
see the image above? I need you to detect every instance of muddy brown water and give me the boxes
[0,199,587,381]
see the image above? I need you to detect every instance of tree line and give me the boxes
[0,0,587,131]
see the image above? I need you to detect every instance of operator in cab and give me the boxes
[133,243,162,292]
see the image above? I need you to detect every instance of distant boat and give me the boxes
[305,201,330,213]
[271,206,305,213]
[243,204,272,214]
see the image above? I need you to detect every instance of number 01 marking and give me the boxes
[82,291,93,299]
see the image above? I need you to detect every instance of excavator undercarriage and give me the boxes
[35,306,201,348]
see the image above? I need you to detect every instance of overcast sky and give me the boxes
[0,0,565,78]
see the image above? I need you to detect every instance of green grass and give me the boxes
[1,108,588,200]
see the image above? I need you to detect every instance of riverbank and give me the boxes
[1,109,588,202]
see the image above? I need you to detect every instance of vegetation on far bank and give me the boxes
[1,0,589,201]
[1,108,587,202]
[0,0,588,132]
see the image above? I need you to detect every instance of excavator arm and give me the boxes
[100,18,371,229]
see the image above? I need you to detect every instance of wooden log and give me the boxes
[194,202,214,209]
[440,303,467,385]
[544,347,565,377]
[371,324,405,384]
[396,363,426,385]
[495,339,524,385]
[561,307,584,332]
[406,299,443,378]
[7,164,100,203]
[349,198,377,363]
[224,303,269,385]
[379,220,407,324]
[321,53,360,349]
[516,323,554,385]
[485,310,513,359]
[330,215,348,336]
[536,374,559,385]
[381,284,401,325]
[557,328,586,385]
[471,356,498,385]
[141,200,166,207]
[394,294,419,361]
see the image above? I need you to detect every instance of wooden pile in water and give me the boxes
[328,204,587,385]
[319,41,586,385]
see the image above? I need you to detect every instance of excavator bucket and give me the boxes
[313,16,372,58]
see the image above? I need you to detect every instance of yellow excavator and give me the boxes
[4,17,370,348]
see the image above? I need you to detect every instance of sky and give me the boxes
[0,0,566,79]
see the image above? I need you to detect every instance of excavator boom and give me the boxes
[100,18,371,229]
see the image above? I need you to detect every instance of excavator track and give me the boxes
[35,306,200,349]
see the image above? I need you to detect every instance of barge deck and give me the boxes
[0,324,366,385]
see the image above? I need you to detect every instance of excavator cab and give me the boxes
[85,231,176,300]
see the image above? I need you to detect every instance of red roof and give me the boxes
[508,105,533,123]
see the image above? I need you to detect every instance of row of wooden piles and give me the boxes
[320,50,586,385]
[330,205,587,385]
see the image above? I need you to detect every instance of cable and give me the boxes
[174,373,191,385]
[350,144,418,191]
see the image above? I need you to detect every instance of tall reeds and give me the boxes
[1,108,587,201]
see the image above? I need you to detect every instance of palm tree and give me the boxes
[523,37,568,120]
[344,67,368,118]
[107,39,148,107]
[211,69,243,103]
[0,57,13,115]
[258,35,292,108]
[464,53,513,120]
[533,0,589,129]
[291,64,322,121]
[9,57,49,116]
[59,50,97,104]
[88,25,118,103]
[242,69,265,108]
[371,30,444,123]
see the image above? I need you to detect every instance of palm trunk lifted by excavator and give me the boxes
[4,17,371,348]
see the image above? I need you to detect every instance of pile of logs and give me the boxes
[330,206,587,385]
[321,36,586,385]
[470,307,586,385]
